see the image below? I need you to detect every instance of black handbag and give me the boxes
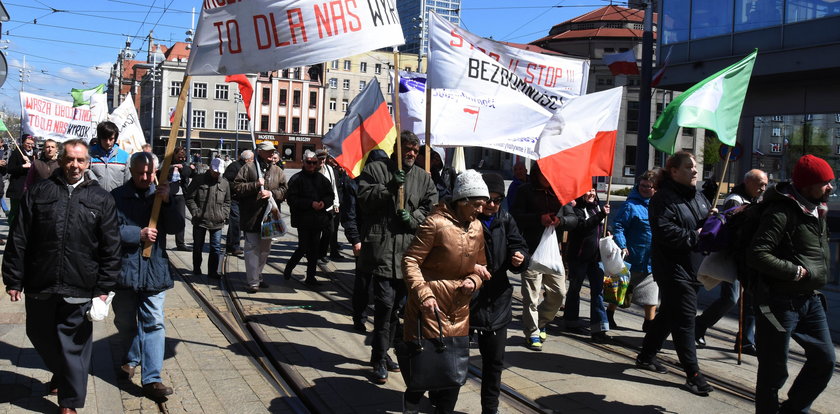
[395,308,469,392]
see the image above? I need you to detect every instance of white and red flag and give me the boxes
[536,87,624,205]
[651,47,672,88]
[602,50,640,76]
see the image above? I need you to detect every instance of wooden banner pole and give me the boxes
[393,51,405,210]
[4,130,26,159]
[424,81,431,173]
[142,73,191,258]
[603,175,613,238]
[713,144,733,208]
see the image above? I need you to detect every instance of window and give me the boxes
[786,0,840,24]
[597,77,614,86]
[342,99,349,111]
[771,115,784,122]
[169,81,182,97]
[656,102,664,116]
[192,110,206,128]
[293,90,301,107]
[278,116,286,132]
[405,66,411,71]
[308,118,317,133]
[292,117,300,133]
[329,78,337,88]
[342,79,350,90]
[772,127,782,136]
[375,63,382,74]
[836,114,840,123]
[328,123,336,129]
[193,82,208,98]
[293,68,301,79]
[279,89,287,106]
[835,128,840,138]
[662,0,690,44]
[387,103,393,115]
[331,60,339,69]
[282,69,290,78]
[387,82,393,94]
[359,80,366,90]
[329,99,337,111]
[625,145,637,166]
[237,113,249,130]
[260,115,269,131]
[360,62,368,73]
[691,0,733,40]
[343,60,351,70]
[683,127,696,136]
[214,84,229,100]
[626,101,639,132]
[214,111,228,129]
[309,92,317,108]
[735,0,782,32]
[604,47,615,54]
[261,88,270,105]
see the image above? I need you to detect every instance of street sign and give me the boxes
[719,142,743,162]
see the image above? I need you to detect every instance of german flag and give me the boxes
[323,78,396,178]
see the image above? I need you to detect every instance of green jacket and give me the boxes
[747,182,829,296]
[357,159,438,279]
[185,172,231,230]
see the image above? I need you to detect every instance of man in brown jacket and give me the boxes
[233,142,287,293]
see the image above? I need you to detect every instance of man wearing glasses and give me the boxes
[357,131,438,384]
[233,142,288,293]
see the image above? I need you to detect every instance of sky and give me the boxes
[0,0,622,114]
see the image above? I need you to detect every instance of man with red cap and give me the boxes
[747,154,836,413]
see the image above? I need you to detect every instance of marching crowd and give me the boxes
[1,124,837,414]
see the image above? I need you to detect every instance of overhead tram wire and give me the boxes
[6,48,113,76]
[107,0,191,14]
[5,21,163,41]
[128,0,158,55]
[4,3,190,30]
[499,0,566,41]
[132,0,177,59]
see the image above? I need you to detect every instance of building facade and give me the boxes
[397,0,461,62]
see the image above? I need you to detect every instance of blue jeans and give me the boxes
[193,225,223,277]
[563,259,609,333]
[696,280,756,346]
[113,290,167,385]
[754,293,835,414]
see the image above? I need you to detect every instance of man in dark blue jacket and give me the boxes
[3,139,121,413]
[111,151,184,401]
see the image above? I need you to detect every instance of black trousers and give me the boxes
[371,276,406,364]
[287,227,323,279]
[173,194,187,246]
[319,213,340,258]
[26,296,93,409]
[352,266,373,321]
[225,200,241,251]
[639,278,701,377]
[476,326,507,414]
[404,387,461,414]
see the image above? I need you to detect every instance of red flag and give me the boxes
[225,75,253,120]
[169,107,176,124]
[651,47,672,88]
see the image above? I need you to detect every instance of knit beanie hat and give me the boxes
[452,170,489,201]
[482,172,506,196]
[793,154,834,190]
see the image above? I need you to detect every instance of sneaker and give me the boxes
[142,382,174,400]
[695,335,707,348]
[591,331,613,344]
[635,356,668,374]
[684,372,714,396]
[538,327,547,343]
[526,337,542,351]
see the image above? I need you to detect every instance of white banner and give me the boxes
[20,92,97,142]
[187,0,405,75]
[427,12,589,112]
[109,93,147,154]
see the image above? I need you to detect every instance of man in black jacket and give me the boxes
[284,150,334,286]
[472,173,529,414]
[223,150,253,255]
[6,135,35,230]
[3,139,121,413]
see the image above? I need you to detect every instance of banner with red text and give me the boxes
[20,91,96,142]
[187,0,405,75]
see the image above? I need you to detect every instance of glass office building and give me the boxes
[397,0,462,57]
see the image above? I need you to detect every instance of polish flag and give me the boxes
[225,74,254,120]
[169,107,177,125]
[536,87,624,205]
[603,50,640,76]
[651,47,672,88]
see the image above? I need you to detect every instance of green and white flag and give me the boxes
[0,118,7,132]
[70,84,105,107]
[648,50,757,154]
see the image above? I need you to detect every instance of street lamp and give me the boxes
[234,92,242,156]
[134,59,162,152]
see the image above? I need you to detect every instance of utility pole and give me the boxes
[634,1,654,177]
[19,55,30,92]
[234,92,241,155]
[185,7,195,156]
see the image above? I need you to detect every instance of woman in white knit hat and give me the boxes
[400,170,491,413]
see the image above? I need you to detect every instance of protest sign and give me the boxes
[187,0,405,75]
[109,93,147,153]
[20,91,96,141]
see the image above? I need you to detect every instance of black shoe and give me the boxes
[353,318,367,332]
[635,356,668,374]
[142,382,174,400]
[305,278,321,287]
[695,336,707,348]
[318,257,330,264]
[384,355,400,372]
[565,325,589,335]
[176,245,191,252]
[233,249,244,256]
[607,310,618,330]
[246,286,259,294]
[259,281,269,289]
[642,319,654,333]
[591,331,612,344]
[47,375,58,395]
[738,344,757,356]
[208,273,221,279]
[372,361,388,384]
[684,372,714,396]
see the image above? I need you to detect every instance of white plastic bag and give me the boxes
[86,291,115,322]
[697,251,737,290]
[529,227,565,276]
[260,197,287,241]
[599,235,625,276]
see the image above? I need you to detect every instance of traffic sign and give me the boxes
[719,142,743,162]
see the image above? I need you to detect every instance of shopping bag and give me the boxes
[529,226,565,276]
[260,197,286,241]
[599,235,625,276]
[395,309,469,392]
[86,291,115,322]
[697,251,737,290]
[603,265,631,306]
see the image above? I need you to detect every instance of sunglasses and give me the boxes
[487,196,505,205]
[304,160,318,165]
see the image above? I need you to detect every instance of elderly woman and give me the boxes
[401,170,491,414]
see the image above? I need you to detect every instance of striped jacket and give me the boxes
[89,144,131,192]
